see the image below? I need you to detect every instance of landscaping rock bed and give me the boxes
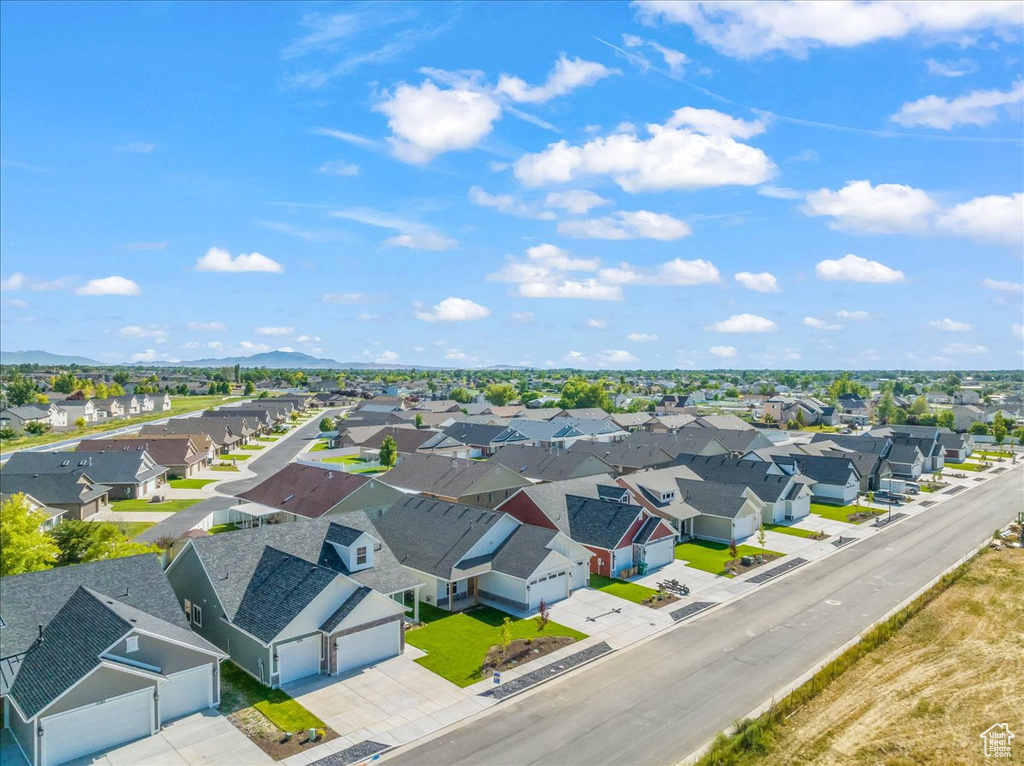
[482,634,578,673]
[228,707,338,760]
[311,740,390,766]
[480,641,613,700]
[846,510,885,524]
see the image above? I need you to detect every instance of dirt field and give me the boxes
[760,548,1024,766]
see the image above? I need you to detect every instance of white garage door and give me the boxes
[528,571,568,609]
[732,513,755,541]
[160,665,212,723]
[278,636,321,685]
[644,538,675,570]
[334,622,401,675]
[42,688,152,766]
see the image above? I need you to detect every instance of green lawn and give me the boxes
[674,540,784,577]
[953,462,986,472]
[219,662,324,732]
[95,521,155,540]
[764,523,821,539]
[257,437,279,443]
[309,440,331,452]
[404,605,587,687]
[209,523,239,535]
[222,453,251,461]
[168,478,215,489]
[972,450,1013,459]
[321,454,365,464]
[351,467,388,474]
[211,464,240,472]
[589,574,660,604]
[240,444,264,451]
[111,498,202,513]
[810,502,864,524]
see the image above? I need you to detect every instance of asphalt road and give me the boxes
[386,466,1024,766]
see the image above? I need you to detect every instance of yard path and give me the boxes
[385,465,1024,766]
[89,510,176,522]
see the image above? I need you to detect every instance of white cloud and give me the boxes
[356,313,377,322]
[804,316,843,331]
[1013,324,1024,340]
[936,193,1023,247]
[510,311,535,324]
[664,107,767,139]
[558,210,691,240]
[734,271,780,293]
[758,185,804,200]
[206,341,224,351]
[836,309,870,320]
[414,296,490,322]
[468,186,555,220]
[709,345,737,358]
[706,314,778,333]
[943,342,988,355]
[238,341,271,353]
[526,243,600,271]
[595,349,639,365]
[196,247,284,273]
[628,333,659,342]
[0,273,73,292]
[75,276,142,296]
[312,127,380,148]
[276,347,296,353]
[119,325,169,342]
[318,160,360,176]
[599,258,721,286]
[892,81,1024,129]
[295,334,322,343]
[930,317,973,332]
[255,326,294,336]
[444,348,469,361]
[514,108,775,192]
[926,58,978,78]
[518,279,623,301]
[489,246,620,301]
[130,349,158,362]
[587,318,608,329]
[496,54,617,104]
[982,278,1024,293]
[376,79,502,164]
[187,321,227,331]
[322,292,376,304]
[802,180,937,234]
[331,208,457,250]
[563,350,588,364]
[375,350,400,363]
[815,254,906,283]
[635,1,1023,59]
[545,189,612,214]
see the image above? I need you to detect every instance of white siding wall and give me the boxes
[479,570,528,605]
[461,515,519,561]
[276,578,362,643]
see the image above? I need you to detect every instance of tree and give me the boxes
[414,413,424,428]
[970,422,990,435]
[1,494,59,575]
[449,387,474,404]
[936,410,955,430]
[535,598,550,631]
[993,412,1007,445]
[25,421,49,436]
[108,382,125,397]
[890,406,908,425]
[3,373,40,406]
[244,380,255,395]
[50,520,157,566]
[0,426,17,440]
[484,383,517,407]
[498,616,513,657]
[756,521,766,561]
[51,372,79,394]
[795,409,806,428]
[379,435,398,467]
[876,390,895,424]
[910,395,929,416]
[112,371,131,385]
[557,377,613,411]
[75,416,87,430]
[728,537,738,561]
[319,417,334,432]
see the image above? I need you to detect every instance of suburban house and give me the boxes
[672,479,764,542]
[57,399,98,425]
[378,453,533,508]
[938,431,975,463]
[0,404,64,432]
[763,396,838,426]
[769,454,861,505]
[553,407,612,420]
[498,476,676,577]
[91,398,125,419]
[141,420,242,454]
[0,491,66,531]
[373,496,592,613]
[76,436,208,479]
[567,440,678,474]
[951,404,986,433]
[166,516,418,688]
[884,443,925,479]
[485,443,616,483]
[0,555,225,766]
[868,425,945,472]
[0,464,110,520]
[418,422,531,458]
[609,412,653,432]
[5,451,167,501]
[228,463,406,526]
[807,434,894,492]
[836,393,870,422]
[195,415,261,443]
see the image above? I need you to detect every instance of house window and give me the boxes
[356,546,367,565]
[192,605,203,627]
[126,636,139,653]
[184,598,192,618]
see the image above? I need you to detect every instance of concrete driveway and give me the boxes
[62,710,271,766]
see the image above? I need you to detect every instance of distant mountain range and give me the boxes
[1,348,530,371]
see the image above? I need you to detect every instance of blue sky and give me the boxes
[1,0,1022,370]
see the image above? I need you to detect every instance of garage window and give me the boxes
[356,546,367,565]
[192,605,203,627]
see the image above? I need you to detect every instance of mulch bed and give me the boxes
[227,707,339,760]
[481,635,578,673]
[646,594,681,609]
[847,510,885,524]
[724,552,782,576]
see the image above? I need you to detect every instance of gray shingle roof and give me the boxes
[3,451,168,486]
[0,472,109,506]
[568,440,677,469]
[509,474,617,535]
[380,453,528,498]
[564,495,642,550]
[675,479,751,519]
[486,444,615,482]
[668,455,794,502]
[490,524,559,579]
[371,496,504,579]
[320,586,371,633]
[771,454,860,485]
